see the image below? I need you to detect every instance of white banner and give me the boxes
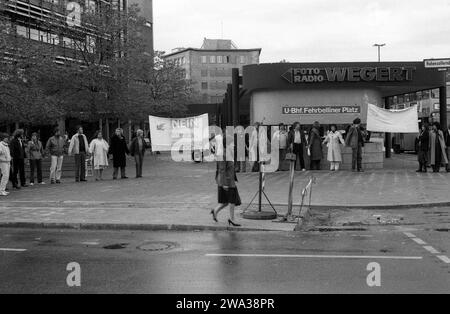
[367,104,419,133]
[149,114,209,152]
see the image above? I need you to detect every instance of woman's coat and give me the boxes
[89,139,110,169]
[429,130,448,165]
[323,131,345,162]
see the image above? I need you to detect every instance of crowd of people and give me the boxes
[0,126,148,197]
[272,118,367,172]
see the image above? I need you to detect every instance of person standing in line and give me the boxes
[445,125,450,173]
[10,129,27,189]
[109,128,129,180]
[277,123,289,171]
[0,133,12,196]
[68,126,89,182]
[129,129,146,178]
[210,137,242,227]
[287,122,307,171]
[417,124,430,173]
[345,118,366,172]
[307,121,323,171]
[27,132,45,185]
[429,122,448,173]
[46,128,66,184]
[323,124,345,171]
[89,131,109,181]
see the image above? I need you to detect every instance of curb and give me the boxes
[274,202,450,211]
[0,222,286,233]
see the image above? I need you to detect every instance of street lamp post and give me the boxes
[373,43,386,62]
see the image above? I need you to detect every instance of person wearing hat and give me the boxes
[345,118,365,172]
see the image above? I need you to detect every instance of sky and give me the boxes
[153,0,450,63]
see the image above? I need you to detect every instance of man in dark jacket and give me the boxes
[129,129,146,178]
[287,122,307,171]
[109,128,130,179]
[417,124,430,173]
[445,125,450,172]
[345,118,366,172]
[10,129,27,189]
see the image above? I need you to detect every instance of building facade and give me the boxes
[163,38,261,105]
[127,0,153,55]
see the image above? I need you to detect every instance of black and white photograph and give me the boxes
[0,0,449,300]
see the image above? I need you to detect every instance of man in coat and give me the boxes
[287,122,307,171]
[417,124,430,173]
[68,126,89,182]
[429,122,448,173]
[109,128,130,179]
[10,129,27,189]
[345,118,366,172]
[307,121,323,170]
[129,129,146,178]
[445,125,450,172]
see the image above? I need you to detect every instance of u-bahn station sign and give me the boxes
[424,58,450,69]
[282,66,416,83]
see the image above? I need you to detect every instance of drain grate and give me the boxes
[137,241,178,252]
[103,243,129,250]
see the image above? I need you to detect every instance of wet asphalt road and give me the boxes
[0,227,449,294]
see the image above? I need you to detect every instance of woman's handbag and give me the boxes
[285,152,296,161]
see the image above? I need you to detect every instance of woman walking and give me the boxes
[429,122,448,173]
[210,137,242,227]
[89,131,109,181]
[27,132,45,185]
[323,125,345,171]
[307,121,323,170]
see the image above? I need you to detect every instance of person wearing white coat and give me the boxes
[89,131,109,181]
[323,125,346,171]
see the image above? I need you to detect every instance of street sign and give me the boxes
[424,58,450,69]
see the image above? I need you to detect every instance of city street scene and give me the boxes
[0,0,450,300]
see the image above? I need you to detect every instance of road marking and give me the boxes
[403,232,416,238]
[437,256,450,264]
[423,246,440,255]
[0,248,27,252]
[411,238,427,245]
[206,254,423,260]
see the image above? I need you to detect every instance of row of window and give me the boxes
[200,55,247,64]
[201,81,231,90]
[172,57,186,66]
[16,25,95,53]
[201,68,236,77]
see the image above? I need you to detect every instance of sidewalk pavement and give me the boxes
[1,153,450,232]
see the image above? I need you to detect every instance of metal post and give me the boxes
[232,68,240,126]
[440,86,448,130]
[384,97,392,158]
[286,160,295,218]
[258,171,263,212]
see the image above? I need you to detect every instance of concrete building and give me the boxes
[163,38,261,105]
[127,0,153,55]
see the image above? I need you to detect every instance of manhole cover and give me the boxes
[103,243,129,250]
[137,241,178,252]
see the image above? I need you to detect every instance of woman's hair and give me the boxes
[115,128,123,134]
[292,122,300,129]
[0,133,9,141]
[136,129,144,136]
[93,130,102,139]
[313,121,320,128]
[433,122,441,130]
[329,124,337,131]
[31,132,39,139]
[53,127,60,135]
[353,118,361,125]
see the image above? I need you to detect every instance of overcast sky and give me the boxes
[153,0,450,63]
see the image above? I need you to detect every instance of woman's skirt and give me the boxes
[218,186,241,206]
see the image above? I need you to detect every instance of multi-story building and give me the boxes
[1,0,154,140]
[163,38,261,105]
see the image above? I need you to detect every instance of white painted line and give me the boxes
[437,255,450,264]
[423,246,440,255]
[403,232,416,238]
[411,238,427,245]
[206,254,423,260]
[0,248,27,252]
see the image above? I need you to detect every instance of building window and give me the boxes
[225,56,230,63]
[210,56,216,64]
[217,56,223,64]
[16,25,27,38]
[239,56,246,64]
[201,56,207,63]
[201,82,208,90]
[29,28,39,41]
[50,34,59,45]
